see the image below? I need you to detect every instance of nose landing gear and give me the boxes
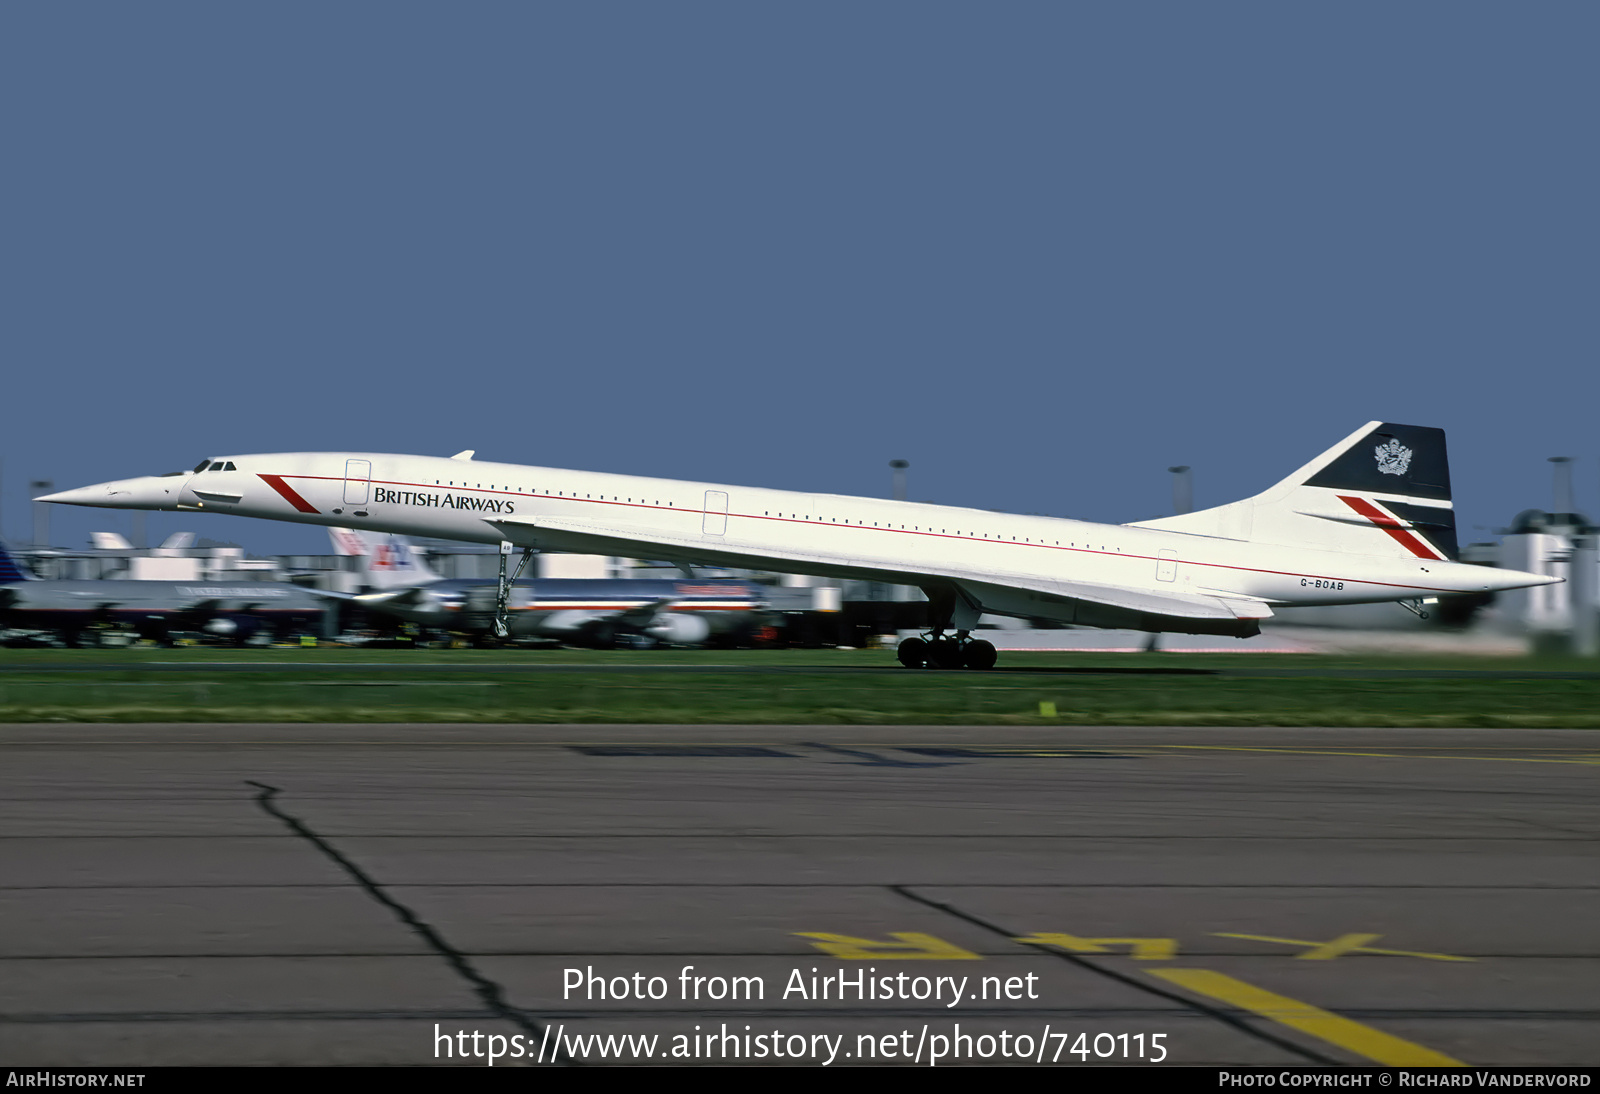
[492,540,534,639]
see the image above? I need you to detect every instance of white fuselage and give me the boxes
[117,452,1520,619]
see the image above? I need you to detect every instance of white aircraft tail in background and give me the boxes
[328,528,441,590]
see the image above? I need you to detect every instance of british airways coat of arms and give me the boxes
[1374,439,1413,476]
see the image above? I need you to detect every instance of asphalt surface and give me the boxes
[4,658,1600,679]
[2,723,1595,1067]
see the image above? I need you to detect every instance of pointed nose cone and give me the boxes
[35,484,111,506]
[38,475,186,511]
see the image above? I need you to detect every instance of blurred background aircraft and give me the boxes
[328,528,766,649]
[0,540,324,647]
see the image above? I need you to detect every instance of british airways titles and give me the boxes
[372,487,517,515]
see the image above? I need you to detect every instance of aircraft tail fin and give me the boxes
[1131,422,1458,561]
[0,541,34,583]
[328,528,442,590]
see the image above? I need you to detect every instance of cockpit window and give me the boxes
[223,461,237,471]
[192,460,211,473]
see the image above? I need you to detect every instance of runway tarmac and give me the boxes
[2,723,1596,1067]
[5,657,1599,679]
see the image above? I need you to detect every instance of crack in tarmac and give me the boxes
[243,779,568,1065]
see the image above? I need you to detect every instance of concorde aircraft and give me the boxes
[41,423,1558,668]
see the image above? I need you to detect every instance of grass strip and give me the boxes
[1,650,1597,726]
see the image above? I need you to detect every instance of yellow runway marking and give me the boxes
[1148,968,1464,1066]
[1014,932,1178,960]
[796,932,981,960]
[1213,932,1472,962]
[1158,745,1600,766]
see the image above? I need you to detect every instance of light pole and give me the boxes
[1549,456,1574,516]
[889,460,908,502]
[1168,466,1193,515]
[30,480,53,548]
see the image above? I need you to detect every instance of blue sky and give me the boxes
[5,3,1596,554]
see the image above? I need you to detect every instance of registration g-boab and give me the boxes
[42,423,1558,669]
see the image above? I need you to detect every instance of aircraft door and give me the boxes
[702,490,728,536]
[1156,549,1178,582]
[343,460,372,506]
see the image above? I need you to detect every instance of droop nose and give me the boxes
[37,475,186,510]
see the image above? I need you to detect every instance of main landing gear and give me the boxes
[897,632,997,670]
[896,584,996,669]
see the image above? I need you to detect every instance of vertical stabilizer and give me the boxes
[328,528,442,590]
[0,541,34,583]
[1131,422,1458,560]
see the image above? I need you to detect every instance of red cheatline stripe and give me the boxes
[258,474,320,514]
[1338,495,1440,560]
[266,471,1458,594]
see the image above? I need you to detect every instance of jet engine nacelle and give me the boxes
[201,614,266,640]
[643,612,711,646]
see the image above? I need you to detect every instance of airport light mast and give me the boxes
[1168,465,1193,515]
[30,480,53,549]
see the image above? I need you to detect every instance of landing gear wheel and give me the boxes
[898,633,1001,670]
[896,637,927,668]
[961,639,997,670]
[926,637,963,670]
